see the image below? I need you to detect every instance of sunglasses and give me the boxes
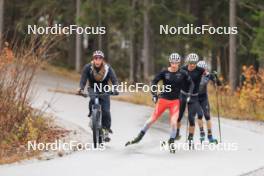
[93,56,103,60]
[188,62,197,65]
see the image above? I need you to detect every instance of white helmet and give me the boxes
[186,53,199,63]
[169,53,181,63]
[197,60,208,69]
[93,50,104,58]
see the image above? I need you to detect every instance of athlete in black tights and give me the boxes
[176,53,206,149]
[196,61,221,143]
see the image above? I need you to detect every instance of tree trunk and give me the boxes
[129,0,136,83]
[211,48,217,72]
[142,0,150,82]
[0,0,4,48]
[98,0,102,50]
[229,0,237,91]
[75,0,82,72]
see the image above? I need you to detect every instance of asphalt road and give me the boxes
[0,70,264,176]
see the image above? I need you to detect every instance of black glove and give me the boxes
[152,95,158,104]
[212,71,221,86]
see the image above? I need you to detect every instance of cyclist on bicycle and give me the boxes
[78,50,119,142]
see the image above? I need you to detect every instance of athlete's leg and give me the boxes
[141,98,168,133]
[197,96,206,141]
[125,98,168,146]
[176,94,187,139]
[187,97,200,148]
[168,99,180,139]
[100,95,111,130]
[197,98,204,132]
[200,96,212,132]
[201,97,217,143]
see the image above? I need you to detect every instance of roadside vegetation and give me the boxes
[0,37,68,164]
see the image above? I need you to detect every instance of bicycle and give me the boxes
[78,91,116,148]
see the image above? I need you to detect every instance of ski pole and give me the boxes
[185,113,189,143]
[215,84,222,143]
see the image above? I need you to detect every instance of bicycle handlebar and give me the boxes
[77,91,117,98]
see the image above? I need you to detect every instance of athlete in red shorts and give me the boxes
[125,53,194,153]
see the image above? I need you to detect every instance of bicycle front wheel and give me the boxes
[92,110,100,148]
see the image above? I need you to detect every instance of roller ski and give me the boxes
[125,131,145,147]
[160,138,176,153]
[168,138,176,153]
[188,136,194,150]
[200,132,205,143]
[208,135,218,144]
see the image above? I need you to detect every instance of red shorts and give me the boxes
[149,98,180,126]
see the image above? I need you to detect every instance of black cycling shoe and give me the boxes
[125,131,145,146]
[87,111,92,117]
[104,129,111,142]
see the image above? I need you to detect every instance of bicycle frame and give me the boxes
[80,92,115,148]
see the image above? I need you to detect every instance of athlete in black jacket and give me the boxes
[125,53,194,153]
[176,53,206,149]
[196,61,221,143]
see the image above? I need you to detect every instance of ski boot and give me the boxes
[208,135,218,144]
[175,132,181,140]
[125,131,145,146]
[188,136,194,150]
[168,138,176,153]
[200,132,205,143]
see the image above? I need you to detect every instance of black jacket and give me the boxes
[79,63,118,92]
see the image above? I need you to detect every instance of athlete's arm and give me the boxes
[79,64,90,90]
[209,71,221,86]
[151,70,164,96]
[109,65,119,86]
[186,73,194,95]
[109,65,119,95]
